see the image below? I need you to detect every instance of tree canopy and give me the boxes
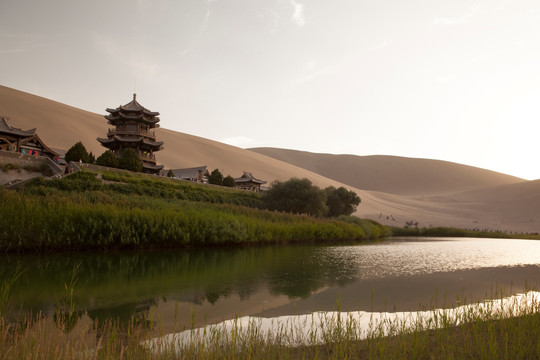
[95,150,118,168]
[262,178,361,218]
[118,148,142,172]
[64,142,91,163]
[325,186,361,217]
[208,169,224,185]
[223,175,236,187]
[263,178,327,217]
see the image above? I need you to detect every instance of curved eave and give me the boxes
[19,134,59,157]
[235,178,267,185]
[104,113,160,125]
[143,163,164,172]
[142,139,164,148]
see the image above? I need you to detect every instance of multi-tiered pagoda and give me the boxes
[97,94,164,173]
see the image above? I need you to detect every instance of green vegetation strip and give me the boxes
[392,226,540,240]
[0,171,389,252]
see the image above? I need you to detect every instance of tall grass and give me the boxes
[392,226,540,240]
[1,290,540,359]
[0,187,382,252]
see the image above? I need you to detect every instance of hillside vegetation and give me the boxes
[0,170,390,253]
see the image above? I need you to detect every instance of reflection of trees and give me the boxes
[0,245,359,322]
[264,247,358,299]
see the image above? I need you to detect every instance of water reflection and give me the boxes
[2,237,540,331]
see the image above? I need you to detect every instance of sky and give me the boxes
[1,0,540,180]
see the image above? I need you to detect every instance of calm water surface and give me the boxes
[2,237,540,332]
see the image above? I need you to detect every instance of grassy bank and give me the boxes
[0,170,390,252]
[1,291,540,359]
[392,226,540,240]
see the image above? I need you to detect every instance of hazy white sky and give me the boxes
[1,0,540,179]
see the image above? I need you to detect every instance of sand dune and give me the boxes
[248,148,524,196]
[1,85,538,233]
[0,85,352,188]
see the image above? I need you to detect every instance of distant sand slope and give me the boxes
[249,147,524,196]
[1,85,538,233]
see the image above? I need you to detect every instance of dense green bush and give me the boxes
[325,186,361,217]
[95,150,118,168]
[263,178,327,217]
[64,141,91,163]
[223,175,236,187]
[118,148,142,172]
[208,168,224,185]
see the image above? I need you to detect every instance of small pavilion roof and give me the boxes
[170,166,209,180]
[234,172,267,184]
[0,117,36,137]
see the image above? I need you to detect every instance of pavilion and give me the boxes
[98,94,164,174]
[0,116,59,158]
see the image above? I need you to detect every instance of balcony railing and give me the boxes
[139,153,156,162]
[107,127,156,138]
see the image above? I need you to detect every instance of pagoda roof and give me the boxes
[97,136,164,149]
[0,117,36,137]
[105,113,160,124]
[106,94,160,117]
[234,172,267,184]
[143,163,164,172]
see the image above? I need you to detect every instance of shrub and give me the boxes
[118,148,142,172]
[325,186,361,217]
[223,175,236,187]
[95,150,118,168]
[64,142,91,163]
[208,169,224,185]
[263,178,327,217]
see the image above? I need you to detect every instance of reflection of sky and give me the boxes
[146,291,540,350]
[327,238,540,279]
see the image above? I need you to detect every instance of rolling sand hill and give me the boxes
[1,85,539,233]
[248,148,524,196]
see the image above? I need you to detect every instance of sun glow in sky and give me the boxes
[1,0,540,179]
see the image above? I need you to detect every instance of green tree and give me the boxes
[95,150,118,168]
[325,186,361,217]
[223,175,236,187]
[64,142,90,163]
[88,152,96,164]
[208,169,224,185]
[118,148,142,172]
[167,169,174,178]
[263,178,327,217]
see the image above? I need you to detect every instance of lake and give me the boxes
[2,237,540,335]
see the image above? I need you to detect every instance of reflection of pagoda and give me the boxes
[97,94,164,173]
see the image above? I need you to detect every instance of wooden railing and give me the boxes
[107,127,155,138]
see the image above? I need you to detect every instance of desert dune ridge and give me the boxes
[0,85,538,233]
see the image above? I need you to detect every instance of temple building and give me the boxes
[169,166,210,182]
[97,94,164,173]
[0,116,59,158]
[234,172,267,192]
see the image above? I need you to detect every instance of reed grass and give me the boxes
[0,170,390,252]
[392,226,540,240]
[1,290,540,359]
